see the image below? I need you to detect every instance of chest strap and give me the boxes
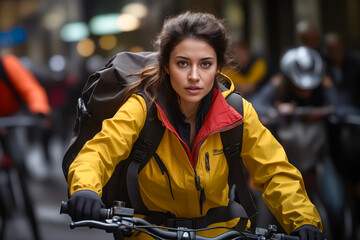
[145,200,249,231]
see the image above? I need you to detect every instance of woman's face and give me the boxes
[167,38,218,113]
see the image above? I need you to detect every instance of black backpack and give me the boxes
[62,51,257,230]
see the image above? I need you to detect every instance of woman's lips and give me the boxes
[185,86,201,94]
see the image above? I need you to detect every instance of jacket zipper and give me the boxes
[194,169,206,215]
[192,119,244,215]
[158,103,243,214]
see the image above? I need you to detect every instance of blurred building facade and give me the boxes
[1,0,359,143]
[1,0,359,76]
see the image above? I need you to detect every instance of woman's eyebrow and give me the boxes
[175,56,190,60]
[201,57,215,61]
[175,56,215,60]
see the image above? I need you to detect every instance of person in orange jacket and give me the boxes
[0,50,51,173]
[0,52,50,117]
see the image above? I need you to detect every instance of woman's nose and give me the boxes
[188,66,200,81]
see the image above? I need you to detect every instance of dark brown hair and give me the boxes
[123,11,233,105]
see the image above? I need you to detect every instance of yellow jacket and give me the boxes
[68,79,322,238]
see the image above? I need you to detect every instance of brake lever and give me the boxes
[70,220,119,231]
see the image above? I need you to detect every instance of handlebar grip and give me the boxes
[60,201,111,220]
[273,233,300,240]
[99,208,111,220]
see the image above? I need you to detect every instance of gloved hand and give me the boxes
[68,190,105,221]
[291,224,326,240]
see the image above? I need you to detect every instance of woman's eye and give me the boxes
[177,61,188,67]
[201,61,212,68]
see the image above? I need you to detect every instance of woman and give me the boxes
[67,11,324,240]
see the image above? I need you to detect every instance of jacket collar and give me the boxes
[155,83,243,144]
[154,76,243,167]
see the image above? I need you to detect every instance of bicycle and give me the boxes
[60,201,300,240]
[0,114,44,240]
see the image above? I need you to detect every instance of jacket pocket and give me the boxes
[153,153,174,200]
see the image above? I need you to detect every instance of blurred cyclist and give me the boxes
[252,46,354,240]
[0,48,50,240]
[0,49,51,172]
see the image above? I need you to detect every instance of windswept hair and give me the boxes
[123,11,233,106]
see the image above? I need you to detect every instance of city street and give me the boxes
[1,1,359,240]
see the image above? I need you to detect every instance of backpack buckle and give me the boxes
[132,139,153,163]
[166,218,196,229]
[77,98,90,118]
[132,149,147,163]
[224,142,242,157]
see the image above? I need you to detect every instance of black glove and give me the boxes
[291,224,326,240]
[68,190,105,221]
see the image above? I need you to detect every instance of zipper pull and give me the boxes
[205,152,210,171]
[194,170,201,190]
[194,170,206,214]
[200,188,206,215]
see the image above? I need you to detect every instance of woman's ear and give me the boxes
[164,66,170,74]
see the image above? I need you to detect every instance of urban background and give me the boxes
[0,0,359,240]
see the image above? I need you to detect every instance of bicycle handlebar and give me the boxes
[0,115,42,128]
[60,201,299,240]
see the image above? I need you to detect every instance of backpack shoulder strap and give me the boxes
[221,91,258,221]
[126,100,165,214]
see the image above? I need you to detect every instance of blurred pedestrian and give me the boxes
[224,39,269,101]
[324,32,360,114]
[323,32,360,237]
[296,20,323,54]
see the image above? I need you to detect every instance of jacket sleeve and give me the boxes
[3,54,50,115]
[240,98,322,234]
[67,94,147,196]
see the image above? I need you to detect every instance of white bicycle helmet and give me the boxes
[280,46,325,90]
